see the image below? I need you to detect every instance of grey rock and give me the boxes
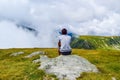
[112,77,116,80]
[39,55,99,80]
[10,52,24,56]
[25,51,45,58]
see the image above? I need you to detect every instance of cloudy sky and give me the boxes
[0,0,120,48]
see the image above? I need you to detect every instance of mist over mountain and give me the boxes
[0,0,120,48]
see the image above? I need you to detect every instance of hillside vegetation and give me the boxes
[0,48,120,80]
[0,36,120,80]
[71,36,120,49]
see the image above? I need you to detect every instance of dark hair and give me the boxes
[61,28,67,35]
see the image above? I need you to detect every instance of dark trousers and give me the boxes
[60,51,71,55]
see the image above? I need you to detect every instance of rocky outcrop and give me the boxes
[38,55,99,80]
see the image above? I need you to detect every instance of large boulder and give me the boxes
[39,55,99,80]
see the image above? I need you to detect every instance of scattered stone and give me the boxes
[39,55,99,80]
[25,51,45,58]
[112,77,116,80]
[10,52,24,56]
[33,58,41,63]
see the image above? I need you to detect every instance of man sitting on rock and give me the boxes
[58,28,72,55]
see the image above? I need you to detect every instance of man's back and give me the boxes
[58,35,71,52]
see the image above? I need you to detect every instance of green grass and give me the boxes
[0,48,120,80]
[71,35,120,49]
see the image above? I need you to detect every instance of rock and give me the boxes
[112,77,116,80]
[33,56,41,63]
[25,51,45,58]
[33,59,41,63]
[10,52,24,56]
[39,55,99,80]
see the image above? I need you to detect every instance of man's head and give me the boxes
[61,28,67,35]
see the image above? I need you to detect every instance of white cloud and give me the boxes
[0,0,120,48]
[0,20,39,48]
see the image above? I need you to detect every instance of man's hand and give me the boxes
[58,40,61,55]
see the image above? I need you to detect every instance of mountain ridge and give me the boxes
[71,35,120,50]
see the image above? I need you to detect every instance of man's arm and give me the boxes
[58,40,61,55]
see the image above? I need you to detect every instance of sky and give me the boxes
[0,0,120,48]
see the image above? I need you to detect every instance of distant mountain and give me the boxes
[16,22,38,36]
[71,36,120,50]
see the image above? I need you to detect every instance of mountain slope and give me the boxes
[71,36,120,49]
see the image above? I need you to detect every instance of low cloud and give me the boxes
[0,0,120,48]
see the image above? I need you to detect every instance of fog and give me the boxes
[0,0,120,48]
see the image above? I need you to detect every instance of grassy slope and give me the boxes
[0,48,120,80]
[71,35,120,49]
